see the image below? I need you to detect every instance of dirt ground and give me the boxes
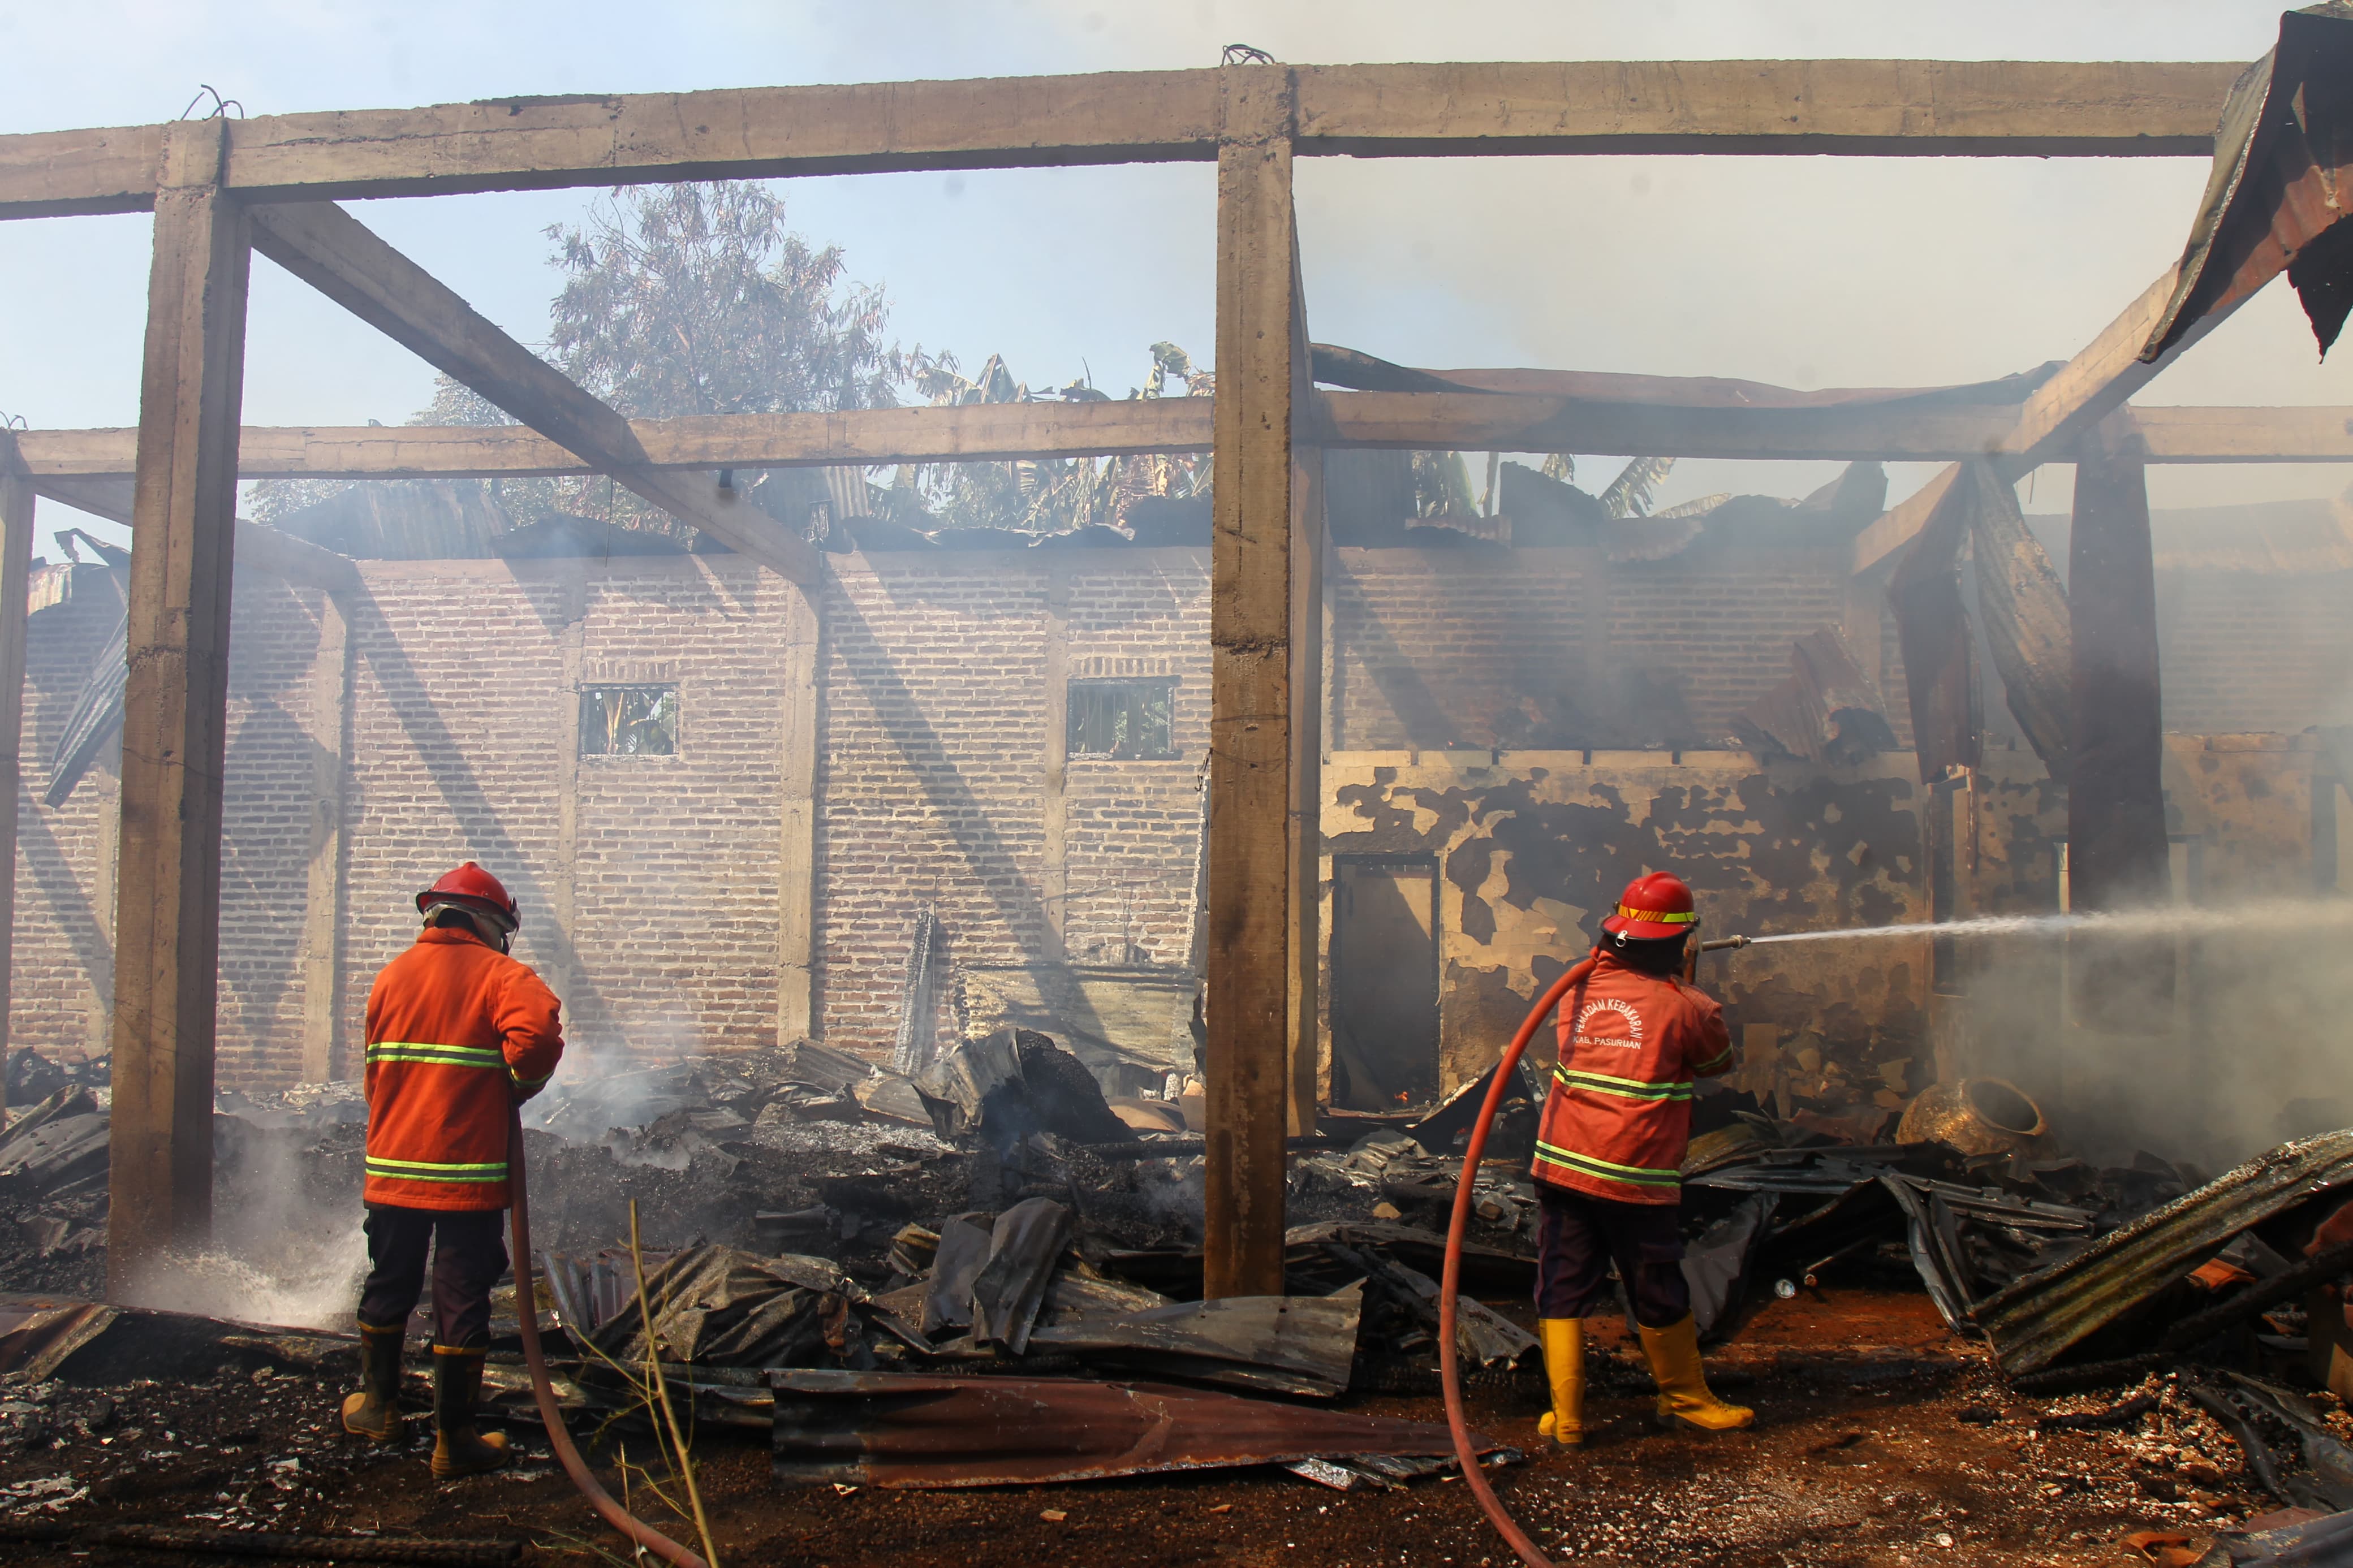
[0,1287,2291,1568]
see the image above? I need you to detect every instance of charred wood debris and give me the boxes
[12,1036,2353,1530]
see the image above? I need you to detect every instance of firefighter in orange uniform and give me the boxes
[339,863,564,1479]
[1530,871,1752,1445]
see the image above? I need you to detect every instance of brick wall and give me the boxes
[216,577,336,1088]
[2156,567,2353,735]
[1329,545,1851,751]
[16,527,2343,1090]
[337,559,794,1068]
[11,572,126,1064]
[1059,554,1209,969]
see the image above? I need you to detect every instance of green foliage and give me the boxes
[895,343,1212,537]
[1409,449,1479,518]
[1597,455,1677,519]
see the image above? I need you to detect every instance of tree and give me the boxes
[548,182,912,420]
[252,182,921,538]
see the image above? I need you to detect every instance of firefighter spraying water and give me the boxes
[339,863,563,1479]
[1526,871,1753,1446]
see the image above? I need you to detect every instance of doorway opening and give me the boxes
[1330,854,1441,1112]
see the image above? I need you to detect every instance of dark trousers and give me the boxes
[1535,1183,1691,1328]
[357,1204,509,1350]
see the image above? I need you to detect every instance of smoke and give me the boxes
[118,1118,367,1331]
[1821,895,2353,1173]
[1752,899,2353,947]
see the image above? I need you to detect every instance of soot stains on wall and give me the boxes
[1321,751,1932,1107]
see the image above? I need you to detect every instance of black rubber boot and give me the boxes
[429,1345,511,1480]
[340,1320,406,1444]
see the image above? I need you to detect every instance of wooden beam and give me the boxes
[0,438,35,1086]
[108,118,251,1292]
[245,201,815,581]
[27,398,2353,486]
[1204,64,1302,1301]
[15,400,1214,482]
[1293,60,2240,159]
[295,592,353,1082]
[2068,423,2173,1018]
[0,61,2239,218]
[1852,262,2260,575]
[0,122,165,219]
[2125,404,2353,463]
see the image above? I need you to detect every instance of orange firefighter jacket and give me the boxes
[362,926,564,1212]
[1531,952,1734,1206]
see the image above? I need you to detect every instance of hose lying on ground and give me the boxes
[1439,953,1595,1568]
[508,1113,710,1568]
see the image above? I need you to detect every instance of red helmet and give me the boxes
[416,861,520,934]
[1601,871,1699,940]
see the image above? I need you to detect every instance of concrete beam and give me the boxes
[245,201,815,581]
[1204,64,1303,1301]
[108,119,250,1292]
[0,61,2239,218]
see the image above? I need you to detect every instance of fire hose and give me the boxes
[1438,935,1749,1568]
[507,1114,710,1568]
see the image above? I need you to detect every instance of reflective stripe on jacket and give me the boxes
[363,926,564,1211]
[1531,952,1734,1206]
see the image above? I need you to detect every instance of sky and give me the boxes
[3,0,2349,558]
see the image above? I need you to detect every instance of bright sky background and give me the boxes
[3,0,2348,558]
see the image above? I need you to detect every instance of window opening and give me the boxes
[579,684,678,756]
[1067,679,1175,760]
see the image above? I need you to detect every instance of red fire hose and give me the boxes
[1438,954,1592,1568]
[507,1115,709,1568]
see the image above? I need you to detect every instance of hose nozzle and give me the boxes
[1697,934,1751,952]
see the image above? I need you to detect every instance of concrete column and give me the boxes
[1041,564,1071,958]
[1287,443,1324,1138]
[296,591,354,1082]
[776,576,822,1045]
[0,439,34,1093]
[107,118,251,1292]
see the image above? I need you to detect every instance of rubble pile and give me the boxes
[14,1025,2353,1526]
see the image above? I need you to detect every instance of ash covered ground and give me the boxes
[3,1036,2351,1566]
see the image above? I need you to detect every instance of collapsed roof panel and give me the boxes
[2144,2,2353,361]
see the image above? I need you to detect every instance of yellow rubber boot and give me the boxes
[1636,1315,1753,1432]
[428,1345,512,1480]
[1535,1318,1585,1446]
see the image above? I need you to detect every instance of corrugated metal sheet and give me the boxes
[1311,343,2062,411]
[770,1370,1484,1489]
[0,1299,118,1382]
[1975,1130,2353,1377]
[2144,4,2353,362]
